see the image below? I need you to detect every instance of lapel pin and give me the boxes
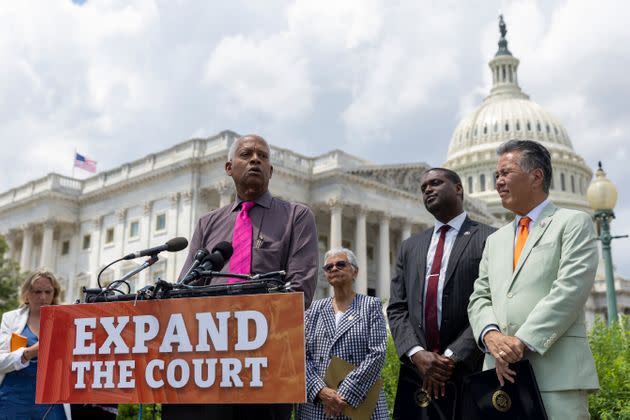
[463,231,471,236]
[348,315,354,321]
[539,221,546,228]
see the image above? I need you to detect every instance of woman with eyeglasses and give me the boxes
[297,247,388,419]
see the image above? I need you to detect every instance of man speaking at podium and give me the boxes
[164,134,319,419]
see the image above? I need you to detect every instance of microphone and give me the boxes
[177,248,209,284]
[122,237,188,260]
[180,241,233,285]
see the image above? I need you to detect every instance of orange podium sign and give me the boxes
[36,293,305,404]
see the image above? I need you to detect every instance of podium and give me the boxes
[35,293,306,405]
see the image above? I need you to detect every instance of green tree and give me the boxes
[0,235,22,313]
[589,315,630,419]
[117,404,161,420]
[382,333,400,416]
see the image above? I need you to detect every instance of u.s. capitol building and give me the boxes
[0,18,627,323]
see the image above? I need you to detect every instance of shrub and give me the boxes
[117,403,161,420]
[382,333,400,416]
[589,315,630,419]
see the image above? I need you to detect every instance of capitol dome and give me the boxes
[444,16,592,219]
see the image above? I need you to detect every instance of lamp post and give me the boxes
[586,162,627,324]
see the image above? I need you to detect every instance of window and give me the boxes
[560,173,566,191]
[468,176,474,193]
[504,123,509,132]
[571,175,575,193]
[527,121,532,131]
[105,228,115,244]
[480,174,486,192]
[155,213,166,232]
[82,234,91,250]
[550,176,555,190]
[537,122,542,132]
[129,220,140,239]
[61,240,70,256]
[546,124,550,134]
[483,125,488,134]
[516,121,521,131]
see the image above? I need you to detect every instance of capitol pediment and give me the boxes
[346,164,431,196]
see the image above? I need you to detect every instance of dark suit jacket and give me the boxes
[387,217,495,418]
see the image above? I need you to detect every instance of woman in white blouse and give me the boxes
[0,270,68,419]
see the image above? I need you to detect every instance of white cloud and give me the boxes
[204,33,313,121]
[287,0,384,50]
[0,0,630,280]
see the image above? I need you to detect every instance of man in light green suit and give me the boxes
[468,140,599,419]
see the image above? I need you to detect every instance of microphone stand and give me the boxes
[119,254,159,283]
[90,255,159,302]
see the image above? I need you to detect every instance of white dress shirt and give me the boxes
[407,211,467,360]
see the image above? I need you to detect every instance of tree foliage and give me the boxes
[0,235,22,313]
[589,315,630,419]
[382,333,400,417]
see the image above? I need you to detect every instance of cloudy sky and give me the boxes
[1,0,629,276]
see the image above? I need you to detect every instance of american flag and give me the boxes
[74,153,97,173]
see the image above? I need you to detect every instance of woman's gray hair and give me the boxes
[324,247,359,270]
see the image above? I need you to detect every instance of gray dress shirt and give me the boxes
[179,190,319,309]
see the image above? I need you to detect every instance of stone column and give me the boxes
[168,192,181,282]
[139,201,153,287]
[5,232,17,261]
[329,199,343,250]
[354,207,368,294]
[176,190,194,282]
[377,213,391,302]
[20,225,34,271]
[402,221,412,242]
[114,209,127,280]
[39,220,55,269]
[218,180,235,208]
[89,217,103,288]
[180,190,194,239]
[328,198,343,296]
[67,223,79,302]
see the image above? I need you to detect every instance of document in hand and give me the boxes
[10,332,27,352]
[461,359,548,420]
[324,356,383,420]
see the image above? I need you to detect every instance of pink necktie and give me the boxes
[229,201,255,283]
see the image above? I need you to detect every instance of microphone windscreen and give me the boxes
[194,248,209,260]
[166,237,189,252]
[212,241,233,260]
[205,253,226,271]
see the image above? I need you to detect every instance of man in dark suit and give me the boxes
[388,168,495,420]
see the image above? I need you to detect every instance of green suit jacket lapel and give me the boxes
[509,202,557,289]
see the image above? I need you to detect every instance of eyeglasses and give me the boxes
[323,261,350,272]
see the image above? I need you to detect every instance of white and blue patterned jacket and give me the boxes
[297,294,389,419]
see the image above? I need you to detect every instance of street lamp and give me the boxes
[586,162,627,324]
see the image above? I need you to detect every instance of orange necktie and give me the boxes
[513,216,531,269]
